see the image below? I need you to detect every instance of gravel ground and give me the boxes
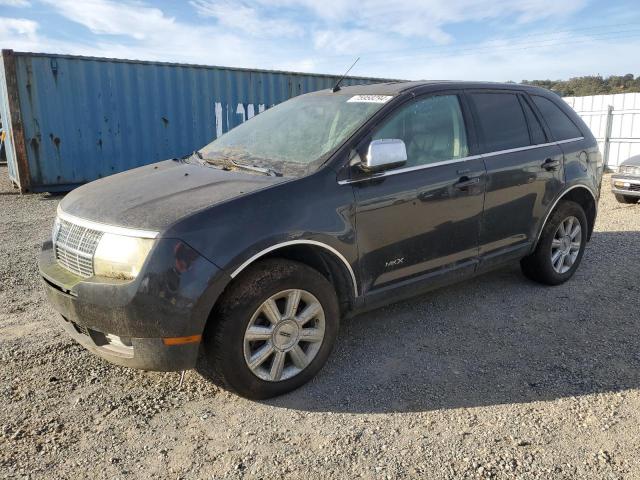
[1,166,639,479]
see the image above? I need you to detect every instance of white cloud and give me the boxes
[190,0,303,37]
[353,31,640,81]
[41,0,174,40]
[313,28,404,55]
[0,0,31,7]
[257,0,588,45]
[0,17,38,47]
[0,0,637,83]
[37,0,265,67]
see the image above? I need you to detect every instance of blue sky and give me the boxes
[0,0,639,81]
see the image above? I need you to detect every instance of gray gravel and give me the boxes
[1,166,639,479]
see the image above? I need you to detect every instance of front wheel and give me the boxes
[614,193,638,204]
[521,200,588,285]
[198,259,339,399]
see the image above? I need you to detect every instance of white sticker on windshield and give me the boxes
[347,95,393,104]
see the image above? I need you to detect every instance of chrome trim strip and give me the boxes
[338,155,483,185]
[482,137,584,158]
[56,206,159,239]
[534,184,598,246]
[556,136,585,145]
[230,240,358,298]
[612,177,640,185]
[338,138,585,185]
[611,188,640,196]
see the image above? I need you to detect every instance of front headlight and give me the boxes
[93,233,155,280]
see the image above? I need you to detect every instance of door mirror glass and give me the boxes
[363,138,407,172]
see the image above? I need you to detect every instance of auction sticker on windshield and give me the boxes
[347,95,393,103]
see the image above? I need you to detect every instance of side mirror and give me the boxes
[362,139,407,172]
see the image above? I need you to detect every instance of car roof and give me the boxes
[322,80,550,96]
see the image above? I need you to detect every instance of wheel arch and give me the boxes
[535,184,598,248]
[228,240,358,316]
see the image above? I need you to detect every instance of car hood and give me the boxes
[621,154,640,167]
[59,159,289,232]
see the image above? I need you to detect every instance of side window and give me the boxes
[520,97,546,145]
[469,92,530,152]
[372,95,469,168]
[531,95,582,141]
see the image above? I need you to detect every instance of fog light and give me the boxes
[103,333,134,357]
[105,333,132,347]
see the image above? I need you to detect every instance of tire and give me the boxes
[520,200,588,286]
[614,193,638,204]
[197,259,339,399]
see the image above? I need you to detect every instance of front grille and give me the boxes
[629,183,640,192]
[619,165,640,176]
[70,320,90,337]
[54,218,102,277]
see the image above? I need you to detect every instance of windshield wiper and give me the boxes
[229,159,282,177]
[202,154,281,177]
[177,150,205,163]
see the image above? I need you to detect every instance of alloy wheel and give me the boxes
[243,289,325,382]
[550,215,582,274]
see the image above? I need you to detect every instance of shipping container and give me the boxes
[0,50,392,192]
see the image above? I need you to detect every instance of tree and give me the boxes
[520,74,640,96]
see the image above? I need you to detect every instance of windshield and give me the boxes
[199,93,391,176]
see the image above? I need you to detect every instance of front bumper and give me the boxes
[611,175,640,197]
[55,313,198,371]
[39,239,229,371]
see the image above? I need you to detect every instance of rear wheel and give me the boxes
[521,201,588,285]
[198,259,339,399]
[614,193,638,204]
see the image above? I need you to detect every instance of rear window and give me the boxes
[531,95,582,141]
[470,92,531,152]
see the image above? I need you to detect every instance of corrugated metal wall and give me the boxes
[564,93,640,169]
[1,50,391,192]
[0,55,16,178]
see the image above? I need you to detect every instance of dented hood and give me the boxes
[59,159,288,232]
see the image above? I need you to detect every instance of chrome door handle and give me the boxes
[453,176,480,190]
[542,158,560,171]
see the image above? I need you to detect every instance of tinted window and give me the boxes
[372,95,469,168]
[470,92,530,152]
[531,95,582,141]
[520,97,546,144]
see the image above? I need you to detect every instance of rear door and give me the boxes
[466,90,565,268]
[529,94,595,186]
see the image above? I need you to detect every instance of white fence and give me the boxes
[564,93,640,170]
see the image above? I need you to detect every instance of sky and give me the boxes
[0,0,639,81]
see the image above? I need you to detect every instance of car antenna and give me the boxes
[332,57,360,92]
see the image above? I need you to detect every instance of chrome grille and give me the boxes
[54,218,102,277]
[620,165,640,176]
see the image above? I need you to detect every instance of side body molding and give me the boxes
[229,240,359,298]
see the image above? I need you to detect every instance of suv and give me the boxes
[40,81,603,399]
[611,154,640,203]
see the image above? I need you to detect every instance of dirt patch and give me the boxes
[1,167,639,479]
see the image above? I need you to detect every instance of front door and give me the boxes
[349,93,486,295]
